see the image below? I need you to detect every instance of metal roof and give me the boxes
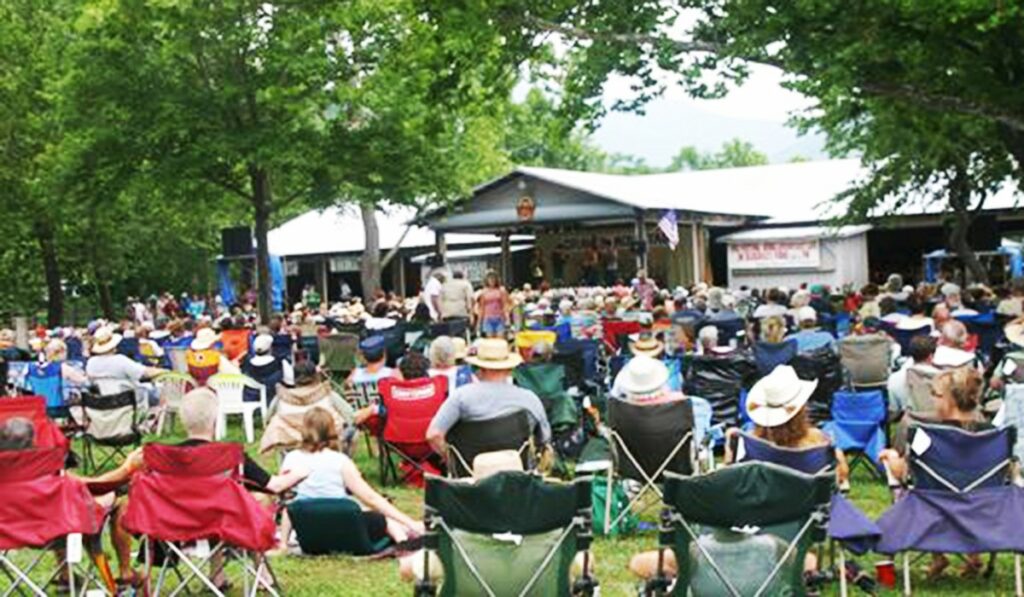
[717,224,873,244]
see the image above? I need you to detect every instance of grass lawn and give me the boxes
[16,421,1020,596]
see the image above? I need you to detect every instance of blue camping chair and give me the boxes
[25,362,65,418]
[271,333,294,362]
[877,424,1022,594]
[117,337,142,362]
[822,390,887,477]
[554,338,600,384]
[833,312,852,339]
[752,339,798,377]
[530,322,572,343]
[956,311,1000,356]
[65,337,84,361]
[891,325,932,357]
[733,430,835,474]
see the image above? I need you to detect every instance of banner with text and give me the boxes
[729,239,821,270]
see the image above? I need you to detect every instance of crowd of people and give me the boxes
[3,267,1024,594]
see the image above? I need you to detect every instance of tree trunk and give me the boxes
[33,219,63,327]
[249,165,274,322]
[86,218,115,320]
[359,203,382,302]
[947,168,988,284]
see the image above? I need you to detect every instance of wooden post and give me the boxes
[398,256,407,297]
[635,209,648,273]
[691,221,702,285]
[320,255,330,305]
[435,231,447,265]
[500,231,511,287]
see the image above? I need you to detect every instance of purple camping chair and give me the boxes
[733,432,881,597]
[876,423,1022,594]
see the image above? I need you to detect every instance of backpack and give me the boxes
[590,474,638,537]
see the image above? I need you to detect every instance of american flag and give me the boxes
[658,209,679,250]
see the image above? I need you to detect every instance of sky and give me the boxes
[590,64,829,167]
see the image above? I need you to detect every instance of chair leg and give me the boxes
[838,547,848,597]
[1015,553,1022,597]
[243,410,255,444]
[603,473,613,536]
[903,552,911,596]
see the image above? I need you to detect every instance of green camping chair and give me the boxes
[319,333,360,385]
[649,462,832,597]
[416,472,597,597]
[288,498,391,556]
[514,363,579,431]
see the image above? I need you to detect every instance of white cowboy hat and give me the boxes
[616,355,670,396]
[451,336,469,360]
[746,365,817,428]
[91,325,122,355]
[465,338,522,370]
[190,327,220,351]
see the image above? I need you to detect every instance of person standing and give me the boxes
[632,269,659,311]
[439,270,474,325]
[602,240,619,287]
[422,270,445,322]
[475,270,511,338]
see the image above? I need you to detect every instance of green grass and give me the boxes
[10,422,1021,596]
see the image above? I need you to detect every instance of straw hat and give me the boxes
[1006,319,1024,348]
[616,355,669,396]
[471,450,524,480]
[465,339,522,370]
[746,365,817,428]
[91,325,122,355]
[630,335,664,358]
[190,327,220,351]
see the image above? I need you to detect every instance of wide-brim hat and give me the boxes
[746,365,817,428]
[451,337,469,360]
[629,336,664,358]
[616,355,670,396]
[1006,319,1024,348]
[190,327,220,351]
[465,338,522,370]
[91,326,122,354]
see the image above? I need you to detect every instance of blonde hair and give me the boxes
[301,408,339,453]
[934,367,983,413]
[762,316,787,343]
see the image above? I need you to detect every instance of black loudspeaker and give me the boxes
[221,227,253,257]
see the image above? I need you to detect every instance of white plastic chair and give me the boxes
[154,372,197,435]
[207,373,267,444]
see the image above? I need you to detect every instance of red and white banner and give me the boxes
[728,240,820,270]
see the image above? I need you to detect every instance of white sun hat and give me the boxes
[745,365,817,428]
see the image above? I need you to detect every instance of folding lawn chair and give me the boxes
[822,390,887,478]
[165,346,189,374]
[220,329,252,362]
[288,498,392,556]
[270,333,295,363]
[416,471,597,597]
[0,396,70,451]
[79,389,141,473]
[514,330,557,360]
[554,339,600,389]
[998,383,1024,465]
[603,398,695,535]
[24,362,66,419]
[684,353,756,429]
[892,326,932,357]
[0,448,115,596]
[319,333,360,383]
[154,372,197,435]
[117,337,141,362]
[513,363,578,432]
[876,423,1023,595]
[446,411,535,479]
[373,325,407,368]
[839,333,892,389]
[601,320,641,354]
[791,346,843,424]
[956,311,1000,357]
[208,373,267,444]
[733,431,835,475]
[752,340,797,377]
[378,376,447,486]
[122,443,279,596]
[649,462,833,597]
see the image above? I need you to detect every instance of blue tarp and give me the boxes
[217,254,284,311]
[217,260,236,306]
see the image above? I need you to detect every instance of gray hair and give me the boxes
[698,325,719,348]
[180,388,219,438]
[531,340,553,362]
[428,336,457,368]
[0,418,34,451]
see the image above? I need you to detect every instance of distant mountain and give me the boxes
[591,98,829,167]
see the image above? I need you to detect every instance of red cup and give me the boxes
[876,560,897,588]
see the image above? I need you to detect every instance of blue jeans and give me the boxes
[481,317,506,337]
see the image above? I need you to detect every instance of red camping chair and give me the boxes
[601,320,642,354]
[378,376,447,487]
[0,396,70,451]
[0,448,114,596]
[220,329,252,362]
[122,443,279,596]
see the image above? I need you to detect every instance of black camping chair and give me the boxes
[602,399,695,535]
[446,410,535,478]
[684,353,757,428]
[791,345,844,424]
[79,389,142,474]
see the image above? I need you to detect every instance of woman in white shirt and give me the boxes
[277,408,423,551]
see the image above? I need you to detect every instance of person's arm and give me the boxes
[265,466,309,494]
[502,289,512,323]
[425,397,460,455]
[79,448,144,485]
[341,457,423,533]
[282,360,294,386]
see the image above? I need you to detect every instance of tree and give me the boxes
[666,138,768,171]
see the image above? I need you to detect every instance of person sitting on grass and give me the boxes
[628,365,849,584]
[275,408,423,553]
[85,388,308,589]
[879,367,989,581]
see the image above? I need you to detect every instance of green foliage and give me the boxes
[666,138,768,171]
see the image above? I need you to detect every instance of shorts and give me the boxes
[481,317,506,336]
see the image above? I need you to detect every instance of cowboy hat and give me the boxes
[616,355,669,397]
[465,338,522,370]
[451,336,469,360]
[745,365,817,428]
[629,335,664,358]
[91,325,122,355]
[190,327,220,351]
[1006,319,1024,348]
[471,450,524,480]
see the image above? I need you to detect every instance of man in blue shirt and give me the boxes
[788,306,836,353]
